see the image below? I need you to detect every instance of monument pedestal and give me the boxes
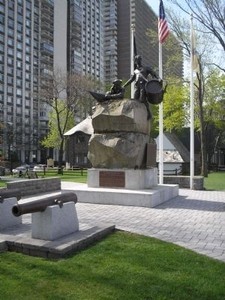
[70,168,179,208]
[88,168,158,189]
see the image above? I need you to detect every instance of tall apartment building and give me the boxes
[0,0,47,164]
[104,0,118,84]
[54,0,104,80]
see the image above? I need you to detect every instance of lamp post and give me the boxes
[7,122,13,173]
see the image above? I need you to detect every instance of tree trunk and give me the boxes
[197,75,208,177]
[57,139,64,175]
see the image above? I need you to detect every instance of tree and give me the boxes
[146,27,187,136]
[147,9,220,176]
[163,9,213,176]
[40,70,97,173]
[200,70,225,166]
[150,76,189,137]
[41,100,75,157]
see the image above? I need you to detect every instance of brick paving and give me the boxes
[62,182,225,262]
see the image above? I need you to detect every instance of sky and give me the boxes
[146,0,160,15]
[145,0,187,16]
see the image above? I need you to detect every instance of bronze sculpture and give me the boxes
[123,55,162,119]
[89,79,125,102]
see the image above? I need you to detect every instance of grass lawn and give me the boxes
[1,170,225,190]
[204,171,225,191]
[0,231,225,300]
[0,172,225,298]
[0,169,88,188]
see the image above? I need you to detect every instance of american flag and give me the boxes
[158,0,169,44]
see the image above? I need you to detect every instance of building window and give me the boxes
[16,88,22,96]
[7,67,13,75]
[7,57,13,65]
[17,61,22,68]
[7,86,13,93]
[17,51,22,59]
[7,96,13,103]
[17,98,22,105]
[0,5,4,13]
[7,76,13,85]
[8,19,14,29]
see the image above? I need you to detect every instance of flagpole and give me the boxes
[190,15,195,189]
[158,0,164,185]
[158,42,164,185]
[158,0,169,184]
[131,23,135,99]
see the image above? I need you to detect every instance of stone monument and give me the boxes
[74,57,178,207]
[87,69,163,190]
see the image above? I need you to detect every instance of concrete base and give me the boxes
[88,168,158,189]
[72,183,179,208]
[1,222,115,259]
[32,202,79,240]
[79,168,179,207]
[0,197,22,230]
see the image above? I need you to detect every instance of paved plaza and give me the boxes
[62,182,225,262]
[1,182,224,262]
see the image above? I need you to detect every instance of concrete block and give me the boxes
[32,202,79,241]
[163,176,204,190]
[0,197,22,230]
[7,177,61,196]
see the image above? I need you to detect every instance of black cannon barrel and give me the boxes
[12,192,77,217]
[0,188,21,203]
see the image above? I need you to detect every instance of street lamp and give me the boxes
[7,122,13,173]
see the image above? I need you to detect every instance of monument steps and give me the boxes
[63,183,179,208]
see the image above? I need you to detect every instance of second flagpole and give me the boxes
[158,42,164,185]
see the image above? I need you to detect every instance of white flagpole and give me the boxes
[131,23,135,99]
[190,15,195,189]
[158,42,164,185]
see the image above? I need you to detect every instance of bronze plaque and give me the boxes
[99,171,125,188]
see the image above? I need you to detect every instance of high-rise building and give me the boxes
[65,0,104,81]
[39,0,54,163]
[0,0,48,163]
[103,0,118,84]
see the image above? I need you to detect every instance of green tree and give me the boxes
[41,99,74,152]
[199,70,225,165]
[161,9,215,176]
[150,77,189,137]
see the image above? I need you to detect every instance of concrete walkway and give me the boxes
[62,182,225,262]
